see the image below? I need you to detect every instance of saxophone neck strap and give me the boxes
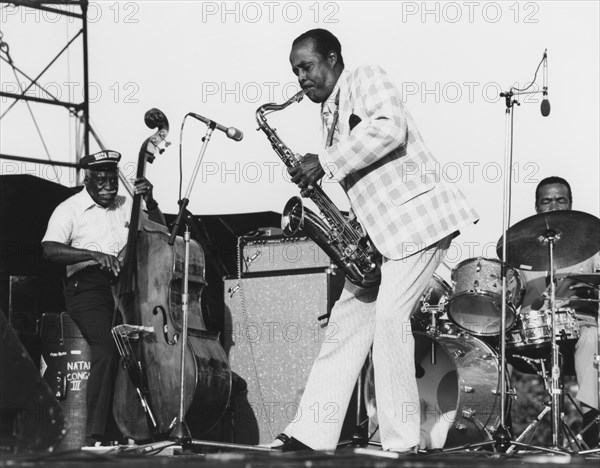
[325,90,340,149]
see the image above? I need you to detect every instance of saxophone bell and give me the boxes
[282,196,305,236]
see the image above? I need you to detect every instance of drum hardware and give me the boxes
[505,369,588,453]
[504,404,583,455]
[460,409,495,441]
[491,388,517,398]
[424,300,446,365]
[498,210,600,451]
[411,274,451,333]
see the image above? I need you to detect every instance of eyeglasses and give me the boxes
[91,175,119,187]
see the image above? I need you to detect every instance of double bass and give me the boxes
[111,109,231,441]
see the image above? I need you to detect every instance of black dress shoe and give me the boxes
[283,436,313,452]
[271,433,313,452]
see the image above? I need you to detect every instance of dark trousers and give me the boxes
[63,267,119,439]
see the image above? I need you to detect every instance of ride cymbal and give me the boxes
[496,210,600,271]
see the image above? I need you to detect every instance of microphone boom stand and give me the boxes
[165,121,270,454]
[494,89,572,454]
[443,85,573,455]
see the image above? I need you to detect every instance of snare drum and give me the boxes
[448,258,522,336]
[507,307,580,358]
[365,331,508,449]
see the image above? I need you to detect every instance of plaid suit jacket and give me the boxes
[318,65,479,259]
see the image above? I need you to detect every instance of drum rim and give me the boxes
[446,291,518,336]
[450,257,523,288]
[430,273,452,291]
[451,257,501,281]
[446,291,517,336]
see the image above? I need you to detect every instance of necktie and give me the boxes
[322,90,340,148]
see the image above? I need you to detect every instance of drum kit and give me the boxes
[365,210,600,452]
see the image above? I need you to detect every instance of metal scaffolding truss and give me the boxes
[0,0,90,177]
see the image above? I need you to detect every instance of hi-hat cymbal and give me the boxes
[497,210,600,271]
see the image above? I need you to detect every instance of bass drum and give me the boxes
[365,330,509,449]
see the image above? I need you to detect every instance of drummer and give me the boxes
[519,176,599,448]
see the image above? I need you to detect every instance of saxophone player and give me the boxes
[271,29,479,453]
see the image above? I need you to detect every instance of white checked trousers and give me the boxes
[285,235,451,451]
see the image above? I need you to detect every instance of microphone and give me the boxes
[541,95,551,117]
[541,50,551,117]
[188,112,244,141]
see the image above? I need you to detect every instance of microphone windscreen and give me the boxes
[541,98,551,117]
[227,127,244,141]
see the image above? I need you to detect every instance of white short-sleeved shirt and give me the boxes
[42,188,132,277]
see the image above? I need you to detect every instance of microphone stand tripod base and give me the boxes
[170,420,192,447]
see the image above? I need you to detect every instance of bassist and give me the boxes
[41,150,164,446]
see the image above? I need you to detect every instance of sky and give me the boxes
[1,0,599,276]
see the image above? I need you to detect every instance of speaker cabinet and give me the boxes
[223,270,344,444]
[0,313,65,454]
[6,275,65,365]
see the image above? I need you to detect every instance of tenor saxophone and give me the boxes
[255,90,381,288]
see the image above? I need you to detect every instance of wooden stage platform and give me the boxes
[2,443,600,468]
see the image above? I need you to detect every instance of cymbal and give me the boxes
[565,273,600,288]
[497,210,600,271]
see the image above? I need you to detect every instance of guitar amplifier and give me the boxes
[223,269,345,444]
[240,234,332,275]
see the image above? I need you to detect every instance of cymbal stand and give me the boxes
[505,353,584,453]
[544,229,564,449]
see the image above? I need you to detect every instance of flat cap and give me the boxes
[79,150,121,170]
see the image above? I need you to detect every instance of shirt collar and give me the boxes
[75,187,123,212]
[321,68,349,113]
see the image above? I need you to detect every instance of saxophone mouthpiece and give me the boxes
[293,89,305,102]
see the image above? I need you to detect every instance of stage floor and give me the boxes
[2,444,599,468]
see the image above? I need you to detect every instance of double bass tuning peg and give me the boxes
[159,141,172,154]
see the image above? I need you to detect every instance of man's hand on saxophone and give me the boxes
[289,153,325,197]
